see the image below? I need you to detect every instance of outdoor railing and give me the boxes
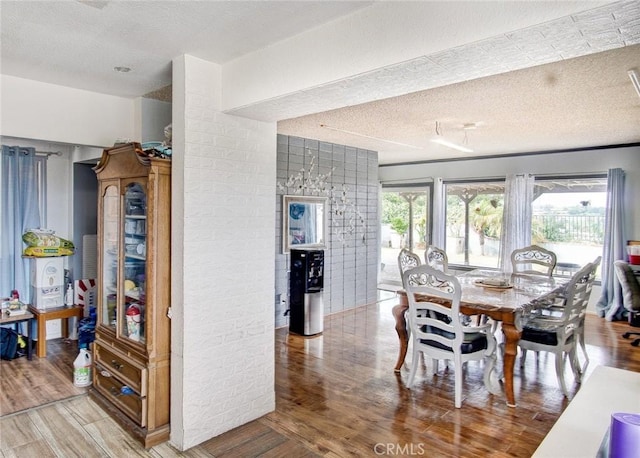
[532,214,605,245]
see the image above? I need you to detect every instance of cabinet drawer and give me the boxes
[94,343,146,395]
[95,363,147,427]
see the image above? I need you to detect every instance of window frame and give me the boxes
[379,182,433,287]
[531,173,607,280]
[443,178,505,270]
[437,173,607,275]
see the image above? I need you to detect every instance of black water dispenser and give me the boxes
[289,248,324,336]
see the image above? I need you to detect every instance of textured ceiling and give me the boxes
[236,0,640,122]
[279,44,640,164]
[272,1,640,164]
[1,0,639,164]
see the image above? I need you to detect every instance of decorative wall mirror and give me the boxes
[282,195,327,254]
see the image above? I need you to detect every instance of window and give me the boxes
[441,175,606,274]
[444,181,505,268]
[379,184,432,286]
[35,156,48,224]
[532,175,606,276]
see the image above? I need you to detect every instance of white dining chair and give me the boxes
[402,264,499,408]
[530,257,601,375]
[518,259,598,397]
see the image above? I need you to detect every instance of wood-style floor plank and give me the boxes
[82,417,153,457]
[1,439,57,458]
[64,394,111,426]
[27,403,108,457]
[0,414,43,450]
[1,294,639,457]
[0,338,87,416]
[149,442,212,458]
[199,421,273,455]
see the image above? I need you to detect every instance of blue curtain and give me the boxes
[1,145,42,303]
[596,168,627,320]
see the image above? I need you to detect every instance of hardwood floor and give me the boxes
[0,338,88,416]
[1,293,639,457]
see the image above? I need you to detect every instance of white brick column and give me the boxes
[171,55,276,450]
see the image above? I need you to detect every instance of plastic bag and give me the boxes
[22,228,75,257]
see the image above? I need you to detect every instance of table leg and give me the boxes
[28,318,34,361]
[501,322,521,407]
[36,316,46,358]
[61,317,69,338]
[392,304,409,372]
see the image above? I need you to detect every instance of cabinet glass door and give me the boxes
[101,185,119,329]
[121,182,147,344]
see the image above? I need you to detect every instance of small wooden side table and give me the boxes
[27,305,83,358]
[0,310,35,360]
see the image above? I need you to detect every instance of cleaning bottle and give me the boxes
[66,283,78,340]
[73,348,92,387]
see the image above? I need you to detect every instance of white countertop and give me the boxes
[533,365,640,458]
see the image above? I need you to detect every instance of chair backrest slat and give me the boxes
[425,245,449,272]
[402,265,464,347]
[398,248,421,276]
[559,257,600,324]
[511,245,557,277]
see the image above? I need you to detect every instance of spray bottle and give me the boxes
[65,283,74,306]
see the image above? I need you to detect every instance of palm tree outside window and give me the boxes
[443,176,606,272]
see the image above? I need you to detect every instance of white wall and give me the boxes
[171,55,276,450]
[1,75,136,147]
[141,98,171,143]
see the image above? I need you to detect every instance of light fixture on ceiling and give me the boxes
[629,69,640,99]
[319,124,423,149]
[114,66,131,73]
[430,121,474,153]
[431,137,474,153]
[76,0,109,9]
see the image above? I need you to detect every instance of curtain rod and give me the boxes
[35,150,62,157]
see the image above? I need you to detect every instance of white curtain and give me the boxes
[432,178,445,248]
[596,168,627,321]
[1,146,43,304]
[499,173,534,271]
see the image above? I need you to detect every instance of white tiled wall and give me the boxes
[275,135,379,328]
[171,55,276,450]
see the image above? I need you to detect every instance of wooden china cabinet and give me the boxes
[91,142,171,448]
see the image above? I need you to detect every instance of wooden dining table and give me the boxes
[392,269,569,407]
